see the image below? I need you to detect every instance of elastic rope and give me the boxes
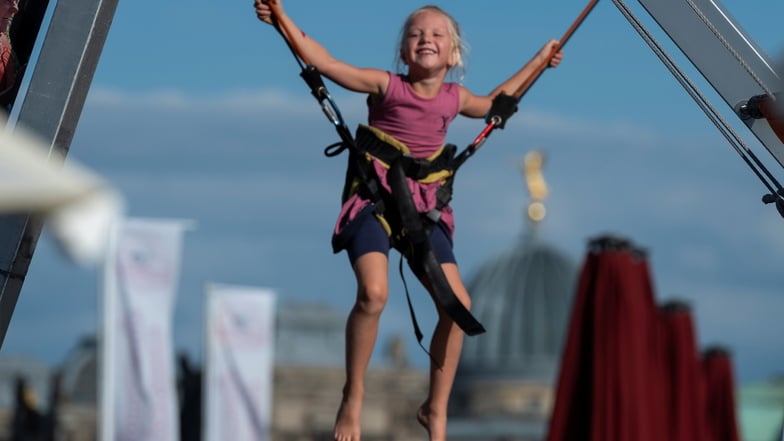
[454,0,598,172]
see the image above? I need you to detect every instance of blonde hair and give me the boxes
[395,5,468,81]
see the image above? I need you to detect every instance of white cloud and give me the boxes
[512,108,662,148]
[110,170,339,211]
[86,86,315,116]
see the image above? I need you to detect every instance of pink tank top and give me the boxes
[368,73,460,158]
[332,73,460,243]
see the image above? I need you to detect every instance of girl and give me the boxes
[254,2,563,440]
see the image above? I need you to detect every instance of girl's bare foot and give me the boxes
[334,395,362,441]
[417,402,447,441]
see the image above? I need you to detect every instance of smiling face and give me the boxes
[399,7,462,78]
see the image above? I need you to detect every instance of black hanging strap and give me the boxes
[386,159,486,337]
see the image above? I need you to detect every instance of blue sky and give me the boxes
[3,0,784,384]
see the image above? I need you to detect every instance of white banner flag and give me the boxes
[100,218,189,441]
[204,284,276,441]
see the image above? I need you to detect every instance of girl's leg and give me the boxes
[334,251,389,441]
[417,262,471,441]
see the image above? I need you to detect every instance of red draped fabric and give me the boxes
[546,235,662,441]
[546,234,739,441]
[658,301,707,441]
[702,347,741,441]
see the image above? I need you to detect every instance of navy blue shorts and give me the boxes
[345,213,457,266]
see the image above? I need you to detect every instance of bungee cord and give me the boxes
[267,0,356,157]
[454,0,599,168]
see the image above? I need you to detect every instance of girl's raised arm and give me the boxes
[459,40,563,119]
[255,0,389,96]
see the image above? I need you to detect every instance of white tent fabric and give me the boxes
[0,125,124,266]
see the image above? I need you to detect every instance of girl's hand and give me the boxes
[540,39,564,68]
[254,0,274,25]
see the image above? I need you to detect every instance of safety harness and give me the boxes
[265,0,597,348]
[330,125,484,344]
[329,124,457,233]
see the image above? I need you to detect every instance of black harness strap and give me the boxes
[355,127,457,182]
[386,158,486,337]
[353,125,457,216]
[343,127,485,339]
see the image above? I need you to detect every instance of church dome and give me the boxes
[458,233,577,381]
[456,151,577,382]
[449,151,578,427]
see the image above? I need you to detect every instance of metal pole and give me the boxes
[0,0,120,348]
